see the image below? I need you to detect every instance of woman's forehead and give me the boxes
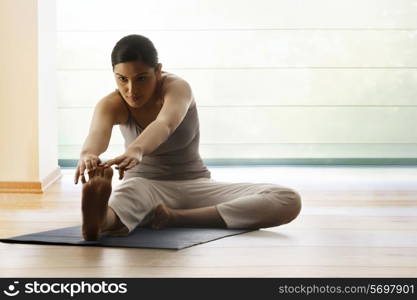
[114,61,153,76]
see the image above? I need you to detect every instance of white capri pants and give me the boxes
[108,177,302,233]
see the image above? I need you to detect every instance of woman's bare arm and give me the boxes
[127,79,193,156]
[75,94,119,183]
[101,80,193,179]
[80,95,118,157]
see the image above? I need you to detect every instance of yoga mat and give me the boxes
[0,225,256,250]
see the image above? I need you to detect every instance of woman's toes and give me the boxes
[91,166,113,181]
[103,167,114,180]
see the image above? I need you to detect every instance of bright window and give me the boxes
[57,0,417,163]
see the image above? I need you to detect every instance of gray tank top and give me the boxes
[116,81,211,181]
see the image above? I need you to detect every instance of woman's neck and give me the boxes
[133,76,165,113]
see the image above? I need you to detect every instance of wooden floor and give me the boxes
[1,166,417,277]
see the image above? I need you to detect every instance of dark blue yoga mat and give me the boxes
[0,225,256,250]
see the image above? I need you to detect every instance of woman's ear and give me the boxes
[155,63,163,78]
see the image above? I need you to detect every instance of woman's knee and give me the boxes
[265,187,302,227]
[281,189,302,224]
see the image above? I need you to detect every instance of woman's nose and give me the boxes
[126,82,138,95]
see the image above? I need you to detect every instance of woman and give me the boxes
[74,34,302,241]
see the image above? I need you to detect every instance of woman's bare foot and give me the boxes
[81,166,114,240]
[149,204,175,230]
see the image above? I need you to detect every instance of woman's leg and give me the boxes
[99,206,129,235]
[150,178,302,230]
[150,204,227,229]
[87,175,301,233]
[105,176,183,233]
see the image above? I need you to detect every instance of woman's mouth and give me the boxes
[130,96,142,101]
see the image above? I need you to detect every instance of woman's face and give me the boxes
[113,60,162,109]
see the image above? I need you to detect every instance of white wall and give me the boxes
[0,0,60,188]
[0,0,39,181]
[38,0,59,181]
[56,0,417,160]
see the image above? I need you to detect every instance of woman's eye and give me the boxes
[138,77,146,81]
[118,77,127,82]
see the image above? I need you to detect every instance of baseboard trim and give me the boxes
[41,167,63,192]
[0,167,63,194]
[0,181,43,194]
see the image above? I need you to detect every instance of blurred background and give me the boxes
[1,0,417,189]
[56,0,417,165]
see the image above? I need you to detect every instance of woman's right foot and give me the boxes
[81,166,114,241]
[149,204,175,230]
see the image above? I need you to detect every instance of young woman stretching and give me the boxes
[74,34,302,241]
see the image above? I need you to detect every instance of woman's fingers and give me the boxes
[74,168,80,184]
[105,155,126,168]
[74,162,104,184]
[80,173,86,184]
[87,158,98,172]
[116,159,139,179]
[75,162,86,185]
[87,168,95,181]
[125,160,138,170]
[80,164,86,178]
[83,159,100,181]
[84,159,93,172]
[117,158,132,170]
[102,156,138,179]
[118,167,125,180]
[80,161,89,183]
[103,159,115,168]
[74,155,104,184]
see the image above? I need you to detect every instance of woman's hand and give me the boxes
[74,153,102,184]
[102,146,143,180]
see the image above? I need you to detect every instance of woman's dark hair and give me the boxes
[111,34,158,69]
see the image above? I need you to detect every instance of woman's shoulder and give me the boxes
[161,72,196,105]
[98,90,128,125]
[162,72,191,86]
